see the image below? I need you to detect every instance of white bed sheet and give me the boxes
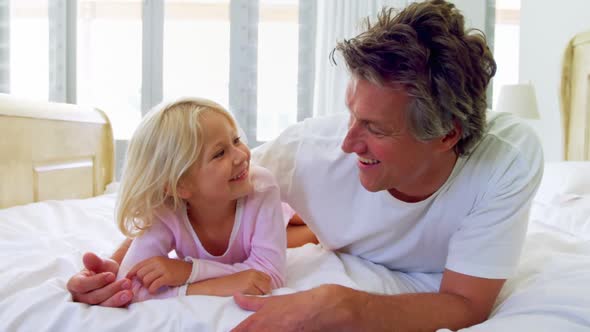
[0,194,589,332]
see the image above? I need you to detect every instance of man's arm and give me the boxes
[344,270,505,331]
[232,269,504,331]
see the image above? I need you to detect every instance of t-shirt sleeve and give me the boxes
[251,121,304,201]
[116,220,179,302]
[186,180,287,289]
[445,147,544,279]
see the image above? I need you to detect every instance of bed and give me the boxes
[1,35,590,331]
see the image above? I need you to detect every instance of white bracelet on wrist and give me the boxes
[183,256,199,284]
[178,284,189,296]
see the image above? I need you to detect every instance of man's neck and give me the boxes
[388,151,459,203]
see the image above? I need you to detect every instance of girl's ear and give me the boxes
[166,182,192,199]
[176,182,192,200]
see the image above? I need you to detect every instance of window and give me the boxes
[9,0,49,100]
[492,0,520,107]
[164,0,302,145]
[4,0,306,145]
[257,0,299,141]
[163,1,230,109]
[77,0,143,140]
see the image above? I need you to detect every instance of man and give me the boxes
[68,1,543,330]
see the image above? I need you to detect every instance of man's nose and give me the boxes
[341,120,365,154]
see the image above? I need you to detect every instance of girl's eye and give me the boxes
[213,150,225,159]
[233,136,241,145]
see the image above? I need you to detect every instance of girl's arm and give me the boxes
[287,222,319,248]
[186,269,272,296]
[117,222,186,302]
[285,208,319,248]
[186,186,287,289]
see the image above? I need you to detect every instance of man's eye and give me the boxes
[367,125,379,133]
[365,123,383,135]
[213,150,225,159]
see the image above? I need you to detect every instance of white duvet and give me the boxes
[1,193,589,331]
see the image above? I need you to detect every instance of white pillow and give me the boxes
[530,194,590,239]
[534,161,590,204]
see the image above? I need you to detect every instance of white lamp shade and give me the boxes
[495,83,540,119]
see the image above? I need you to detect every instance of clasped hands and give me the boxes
[126,256,273,297]
[67,253,345,331]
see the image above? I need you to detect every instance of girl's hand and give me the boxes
[186,269,272,296]
[230,269,273,295]
[126,257,192,294]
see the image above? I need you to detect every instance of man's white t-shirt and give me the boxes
[253,111,543,279]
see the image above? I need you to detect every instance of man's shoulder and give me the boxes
[448,111,543,192]
[473,111,543,167]
[301,112,349,138]
[251,113,351,184]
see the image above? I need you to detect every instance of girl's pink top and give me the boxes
[117,166,287,302]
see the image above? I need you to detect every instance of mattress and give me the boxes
[0,188,589,331]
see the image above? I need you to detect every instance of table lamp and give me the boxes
[495,83,540,119]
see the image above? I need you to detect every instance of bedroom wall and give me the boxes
[520,0,590,161]
[450,0,487,31]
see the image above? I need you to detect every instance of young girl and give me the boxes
[115,97,286,302]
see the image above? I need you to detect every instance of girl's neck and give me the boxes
[185,198,237,227]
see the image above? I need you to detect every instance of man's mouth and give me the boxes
[358,156,380,165]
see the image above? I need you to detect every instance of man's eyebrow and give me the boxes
[348,107,377,125]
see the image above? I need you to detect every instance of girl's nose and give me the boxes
[233,147,248,165]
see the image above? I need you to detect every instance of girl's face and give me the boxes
[179,111,253,204]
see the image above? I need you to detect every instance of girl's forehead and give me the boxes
[200,112,237,144]
[200,110,235,127]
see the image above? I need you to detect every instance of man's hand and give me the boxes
[232,284,358,332]
[232,271,505,331]
[187,269,272,297]
[126,257,192,294]
[66,252,133,307]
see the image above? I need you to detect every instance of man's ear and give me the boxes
[440,120,462,151]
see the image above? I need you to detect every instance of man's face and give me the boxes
[341,78,446,198]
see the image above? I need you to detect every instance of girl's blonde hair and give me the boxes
[116,97,237,238]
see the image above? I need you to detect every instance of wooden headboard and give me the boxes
[561,30,590,161]
[0,94,114,208]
